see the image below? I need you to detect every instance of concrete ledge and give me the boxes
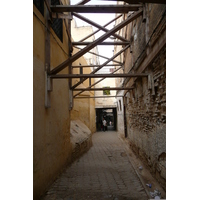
[70,120,92,161]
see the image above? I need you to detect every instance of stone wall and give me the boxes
[126,47,166,189]
[115,3,166,190]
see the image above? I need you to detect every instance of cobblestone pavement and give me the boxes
[42,132,149,200]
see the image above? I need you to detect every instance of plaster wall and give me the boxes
[33,1,72,199]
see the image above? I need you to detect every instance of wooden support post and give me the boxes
[142,4,146,23]
[45,71,51,108]
[45,0,51,108]
[69,89,73,110]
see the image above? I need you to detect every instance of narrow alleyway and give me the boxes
[41,131,159,200]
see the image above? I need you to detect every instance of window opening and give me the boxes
[33,0,44,16]
[51,0,63,42]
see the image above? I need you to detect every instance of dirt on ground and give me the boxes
[119,133,166,199]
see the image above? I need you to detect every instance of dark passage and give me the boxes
[96,108,117,131]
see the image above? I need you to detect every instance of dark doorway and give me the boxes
[96,108,117,131]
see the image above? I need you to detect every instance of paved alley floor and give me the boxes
[42,131,149,200]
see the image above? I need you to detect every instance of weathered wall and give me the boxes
[115,3,166,190]
[33,1,72,199]
[126,48,166,189]
[70,120,93,162]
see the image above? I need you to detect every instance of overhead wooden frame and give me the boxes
[72,64,121,68]
[72,12,128,42]
[72,41,130,46]
[73,87,134,91]
[50,73,148,79]
[49,10,143,75]
[70,45,130,90]
[74,95,124,99]
[101,0,166,4]
[50,5,142,13]
[78,14,123,42]
[73,65,124,98]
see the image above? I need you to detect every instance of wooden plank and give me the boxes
[50,5,142,13]
[45,0,51,108]
[101,0,166,4]
[50,73,148,79]
[49,10,143,75]
[73,87,134,91]
[72,64,121,68]
[76,0,91,5]
[74,96,124,99]
[72,41,130,46]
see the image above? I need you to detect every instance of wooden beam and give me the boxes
[76,0,91,5]
[49,10,142,75]
[45,0,51,108]
[44,0,52,21]
[73,87,134,91]
[74,95,123,99]
[72,41,130,46]
[73,12,128,42]
[50,5,142,13]
[72,64,121,68]
[101,0,166,4]
[50,73,148,79]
